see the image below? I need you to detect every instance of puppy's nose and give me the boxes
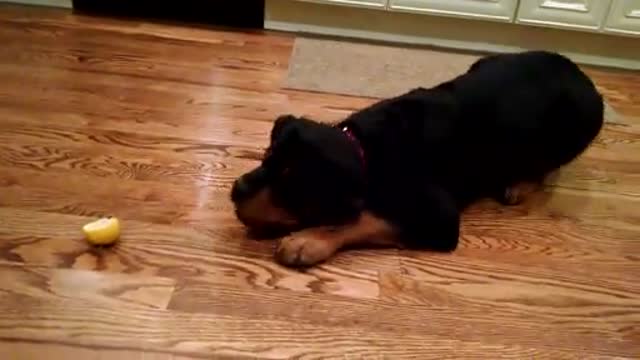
[231,177,250,203]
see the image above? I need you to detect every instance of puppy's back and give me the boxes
[451,51,604,187]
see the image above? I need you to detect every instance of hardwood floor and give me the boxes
[0,4,638,359]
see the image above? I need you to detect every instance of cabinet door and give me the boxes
[516,0,612,31]
[297,0,388,9]
[605,0,640,36]
[388,0,519,22]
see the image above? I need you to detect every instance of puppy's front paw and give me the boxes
[275,230,339,267]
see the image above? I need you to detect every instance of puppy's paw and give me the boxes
[500,182,541,206]
[502,186,524,205]
[275,230,339,267]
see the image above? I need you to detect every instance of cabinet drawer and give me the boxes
[516,0,612,31]
[388,0,519,22]
[605,0,640,36]
[295,0,387,9]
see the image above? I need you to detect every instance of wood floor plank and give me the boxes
[1,166,636,275]
[0,167,237,225]
[0,265,625,359]
[378,271,639,356]
[584,67,640,117]
[0,340,209,360]
[1,115,637,195]
[4,158,636,235]
[0,305,583,359]
[0,263,176,310]
[551,125,640,196]
[0,41,287,93]
[394,252,639,310]
[0,65,364,133]
[0,106,270,158]
[167,279,636,357]
[0,121,262,187]
[393,253,639,351]
[0,65,290,129]
[0,207,395,300]
[463,193,639,253]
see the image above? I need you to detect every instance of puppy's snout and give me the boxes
[232,167,268,203]
[231,177,251,203]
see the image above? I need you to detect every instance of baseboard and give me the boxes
[0,0,71,8]
[265,0,640,70]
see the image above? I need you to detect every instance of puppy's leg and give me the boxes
[390,183,461,252]
[275,184,461,267]
[499,180,544,205]
[275,211,398,267]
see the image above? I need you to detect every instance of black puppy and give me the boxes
[231,51,604,267]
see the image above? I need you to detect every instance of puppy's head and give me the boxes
[231,115,366,235]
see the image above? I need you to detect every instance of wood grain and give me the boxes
[584,66,640,117]
[1,340,209,360]
[0,3,638,359]
[0,207,394,300]
[169,278,637,357]
[0,265,622,359]
[0,263,176,309]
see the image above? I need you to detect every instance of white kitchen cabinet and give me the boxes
[286,0,640,38]
[296,0,387,9]
[605,0,640,35]
[516,0,612,31]
[388,0,519,22]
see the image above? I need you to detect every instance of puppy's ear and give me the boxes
[271,115,300,143]
[269,115,322,156]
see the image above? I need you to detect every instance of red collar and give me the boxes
[341,125,366,169]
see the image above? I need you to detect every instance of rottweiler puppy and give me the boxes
[231,50,604,267]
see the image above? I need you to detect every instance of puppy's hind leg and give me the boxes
[498,179,544,205]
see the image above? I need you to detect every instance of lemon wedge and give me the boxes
[83,217,120,245]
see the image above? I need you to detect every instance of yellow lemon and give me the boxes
[83,217,121,245]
